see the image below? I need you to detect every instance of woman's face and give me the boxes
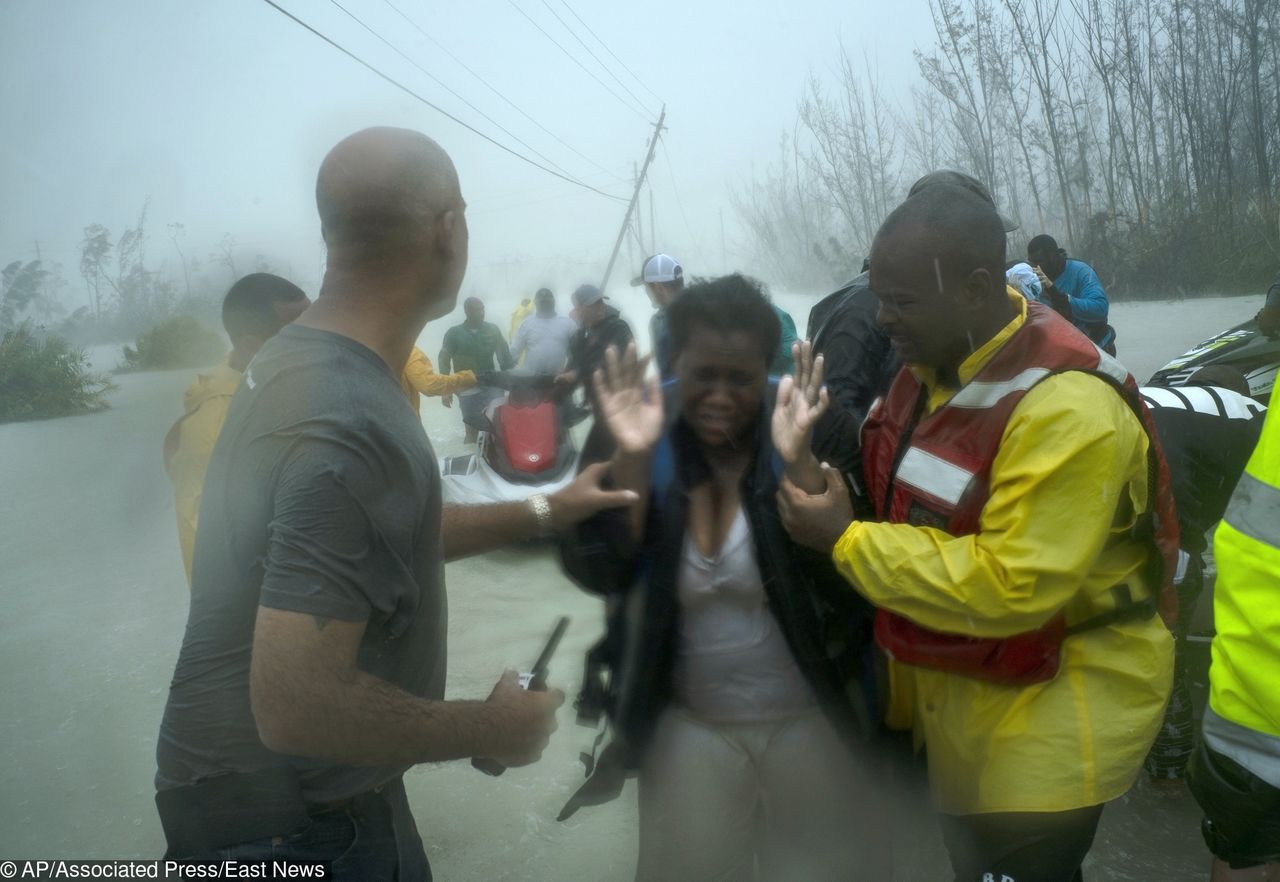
[676,326,769,449]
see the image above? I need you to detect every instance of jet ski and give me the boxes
[440,371,580,505]
[1148,318,1278,404]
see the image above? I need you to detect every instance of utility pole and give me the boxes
[600,106,666,292]
[632,161,643,266]
[649,185,656,252]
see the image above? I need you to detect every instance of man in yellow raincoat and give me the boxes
[163,274,309,584]
[400,346,476,414]
[775,185,1174,882]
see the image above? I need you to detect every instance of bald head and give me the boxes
[869,185,1014,370]
[876,185,1007,291]
[316,127,462,264]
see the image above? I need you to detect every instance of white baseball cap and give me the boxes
[630,253,683,287]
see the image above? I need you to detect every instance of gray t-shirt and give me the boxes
[511,313,577,374]
[155,324,446,802]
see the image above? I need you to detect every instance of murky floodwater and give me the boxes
[0,290,1263,878]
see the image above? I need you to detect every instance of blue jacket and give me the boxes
[1053,258,1109,327]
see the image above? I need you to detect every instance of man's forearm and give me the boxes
[442,500,543,561]
[255,664,504,767]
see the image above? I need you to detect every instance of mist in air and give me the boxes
[1,0,1277,877]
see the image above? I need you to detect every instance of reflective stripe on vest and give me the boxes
[895,447,976,507]
[1093,345,1130,384]
[1223,472,1280,548]
[949,368,1052,409]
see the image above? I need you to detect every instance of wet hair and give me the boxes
[221,273,307,345]
[667,273,780,366]
[1187,365,1251,398]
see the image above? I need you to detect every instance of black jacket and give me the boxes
[559,384,876,790]
[1141,386,1266,553]
[568,306,633,390]
[806,273,900,478]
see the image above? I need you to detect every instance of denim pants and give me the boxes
[172,777,430,881]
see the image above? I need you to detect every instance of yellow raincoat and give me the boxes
[834,294,1174,814]
[163,358,242,586]
[400,346,476,414]
[509,299,534,341]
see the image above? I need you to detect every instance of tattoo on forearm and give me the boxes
[312,615,332,631]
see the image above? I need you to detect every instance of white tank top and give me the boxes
[673,506,817,722]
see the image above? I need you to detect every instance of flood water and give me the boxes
[0,290,1264,879]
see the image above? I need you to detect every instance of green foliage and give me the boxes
[120,315,226,372]
[2,259,64,332]
[0,323,115,423]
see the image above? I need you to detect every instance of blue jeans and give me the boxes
[173,777,430,881]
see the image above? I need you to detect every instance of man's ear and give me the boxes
[959,268,994,311]
[435,209,460,258]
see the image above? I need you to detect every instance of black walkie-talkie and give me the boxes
[472,616,570,776]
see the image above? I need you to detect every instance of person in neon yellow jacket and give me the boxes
[1188,382,1280,879]
[163,274,310,585]
[773,186,1173,881]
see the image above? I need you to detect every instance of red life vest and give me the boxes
[861,302,1179,685]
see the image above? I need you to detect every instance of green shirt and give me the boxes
[439,321,513,375]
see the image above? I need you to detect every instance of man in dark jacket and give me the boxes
[807,267,899,480]
[555,284,634,411]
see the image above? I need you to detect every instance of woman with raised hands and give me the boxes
[557,273,888,881]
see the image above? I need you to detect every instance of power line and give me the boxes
[659,135,700,253]
[535,0,655,118]
[505,0,653,123]
[556,0,664,107]
[377,0,627,184]
[257,0,627,202]
[327,0,582,185]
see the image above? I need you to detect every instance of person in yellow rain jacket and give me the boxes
[163,274,310,584]
[1187,383,1280,880]
[510,294,535,341]
[774,185,1174,882]
[400,345,476,414]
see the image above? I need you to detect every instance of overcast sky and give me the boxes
[1,0,937,308]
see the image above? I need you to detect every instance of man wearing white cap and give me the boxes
[631,253,684,380]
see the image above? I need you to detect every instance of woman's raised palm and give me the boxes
[593,342,664,454]
[770,340,829,466]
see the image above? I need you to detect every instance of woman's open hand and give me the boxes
[771,340,829,470]
[593,342,663,455]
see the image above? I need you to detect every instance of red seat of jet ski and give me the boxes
[494,401,557,475]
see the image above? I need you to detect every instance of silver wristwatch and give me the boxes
[527,492,554,537]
